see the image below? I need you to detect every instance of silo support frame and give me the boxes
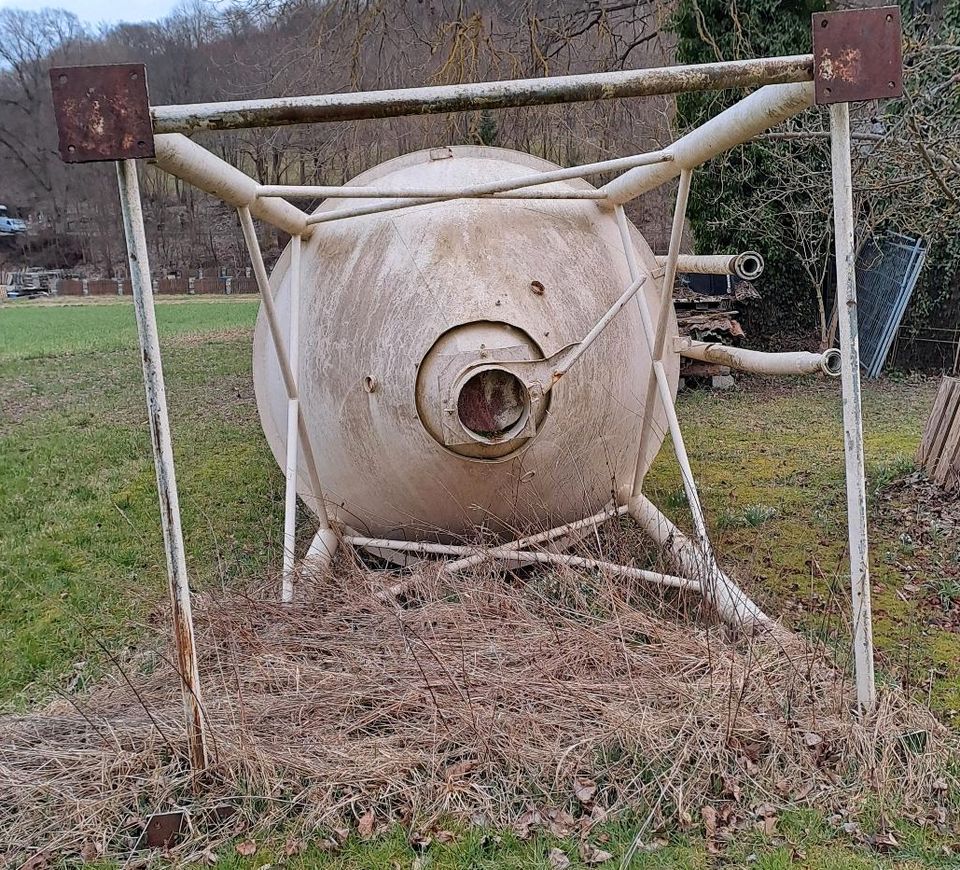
[614,197,772,632]
[830,101,876,715]
[92,39,887,778]
[281,235,303,600]
[295,150,673,226]
[600,82,815,204]
[236,206,339,597]
[148,55,814,133]
[115,159,209,772]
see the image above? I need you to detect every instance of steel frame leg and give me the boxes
[116,159,208,771]
[614,192,770,630]
[281,235,302,601]
[629,169,693,493]
[236,207,339,599]
[830,101,876,715]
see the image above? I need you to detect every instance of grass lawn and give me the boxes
[1,297,957,867]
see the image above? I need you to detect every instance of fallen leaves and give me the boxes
[699,800,782,855]
[443,759,479,782]
[78,841,101,863]
[869,830,900,852]
[754,803,778,837]
[701,805,720,855]
[510,803,615,863]
[357,809,376,840]
[513,807,543,840]
[573,777,597,804]
[282,837,304,857]
[234,839,256,857]
[578,841,613,864]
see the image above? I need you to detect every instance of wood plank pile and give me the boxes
[918,376,960,491]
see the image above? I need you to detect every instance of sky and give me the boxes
[0,0,181,26]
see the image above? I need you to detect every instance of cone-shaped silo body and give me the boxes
[253,145,679,540]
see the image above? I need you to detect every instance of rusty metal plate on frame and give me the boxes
[49,63,155,163]
[812,7,903,105]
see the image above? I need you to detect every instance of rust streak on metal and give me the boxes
[117,159,208,773]
[150,56,813,133]
[50,64,155,163]
[812,7,903,105]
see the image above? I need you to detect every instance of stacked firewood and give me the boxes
[918,377,960,492]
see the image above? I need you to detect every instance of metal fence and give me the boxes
[1,270,260,298]
[855,231,926,378]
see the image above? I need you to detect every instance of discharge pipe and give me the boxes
[656,252,764,280]
[677,338,841,376]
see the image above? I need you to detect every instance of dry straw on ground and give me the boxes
[0,555,954,861]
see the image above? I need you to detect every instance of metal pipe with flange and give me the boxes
[657,252,764,280]
[678,339,841,376]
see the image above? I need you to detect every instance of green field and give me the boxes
[1,297,957,867]
[0,296,259,363]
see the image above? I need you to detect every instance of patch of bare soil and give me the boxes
[169,326,251,347]
[0,559,953,863]
[0,375,56,429]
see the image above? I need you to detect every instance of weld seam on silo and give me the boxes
[601,82,815,205]
[153,134,311,237]
[678,339,842,376]
[655,252,764,280]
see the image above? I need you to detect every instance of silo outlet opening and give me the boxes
[456,368,530,443]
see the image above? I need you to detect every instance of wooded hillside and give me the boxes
[0,1,676,276]
[1,0,958,356]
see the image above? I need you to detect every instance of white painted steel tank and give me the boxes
[252,145,679,540]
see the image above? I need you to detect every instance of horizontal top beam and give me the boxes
[150,55,813,134]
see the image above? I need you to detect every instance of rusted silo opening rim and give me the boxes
[455,367,532,445]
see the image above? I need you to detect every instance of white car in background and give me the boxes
[0,205,27,236]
